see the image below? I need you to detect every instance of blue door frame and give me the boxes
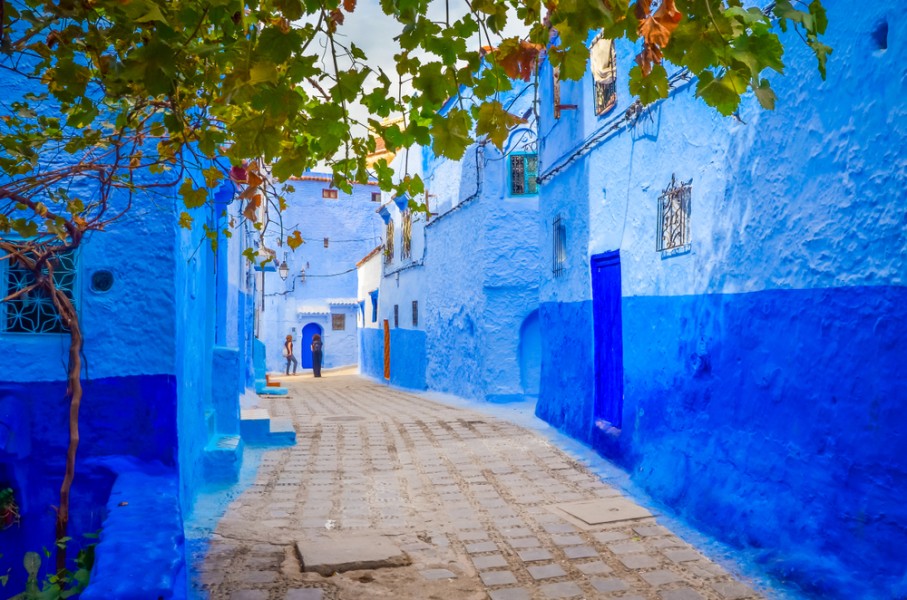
[591,251,624,428]
[301,323,323,369]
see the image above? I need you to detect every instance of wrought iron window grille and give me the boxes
[384,220,394,264]
[394,304,399,328]
[591,36,618,116]
[412,300,418,327]
[510,153,539,196]
[2,251,77,334]
[401,209,413,260]
[552,215,566,278]
[656,174,692,254]
[332,313,346,330]
[553,66,562,120]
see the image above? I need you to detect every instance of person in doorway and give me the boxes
[311,333,323,378]
[283,334,297,375]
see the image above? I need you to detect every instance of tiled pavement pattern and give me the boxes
[195,372,762,600]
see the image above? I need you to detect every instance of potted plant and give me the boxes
[0,487,20,529]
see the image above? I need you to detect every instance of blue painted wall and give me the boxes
[535,1,907,596]
[358,76,542,402]
[1,21,255,596]
[259,174,384,373]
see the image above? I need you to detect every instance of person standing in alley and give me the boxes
[311,333,323,378]
[283,334,297,376]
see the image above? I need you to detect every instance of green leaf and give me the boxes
[475,100,524,149]
[180,179,207,209]
[753,79,776,110]
[430,108,471,160]
[629,64,669,105]
[695,69,747,116]
[809,0,828,35]
[178,212,193,229]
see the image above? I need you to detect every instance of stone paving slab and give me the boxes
[295,535,410,575]
[192,372,766,600]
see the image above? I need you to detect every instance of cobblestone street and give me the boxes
[192,372,763,600]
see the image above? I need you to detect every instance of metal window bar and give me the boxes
[510,154,539,196]
[656,175,692,252]
[332,313,345,330]
[552,216,566,278]
[394,304,399,328]
[592,37,618,116]
[401,209,412,260]
[412,300,418,326]
[384,220,394,264]
[510,155,525,195]
[4,251,77,334]
[595,79,618,115]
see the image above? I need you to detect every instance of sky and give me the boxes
[315,0,530,130]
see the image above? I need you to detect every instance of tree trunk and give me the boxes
[51,289,82,574]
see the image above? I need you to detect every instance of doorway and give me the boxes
[301,322,323,369]
[591,251,624,428]
[519,310,541,397]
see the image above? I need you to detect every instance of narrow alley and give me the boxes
[192,373,761,600]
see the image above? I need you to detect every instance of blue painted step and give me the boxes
[203,434,243,483]
[81,462,184,600]
[241,409,296,446]
[254,378,288,395]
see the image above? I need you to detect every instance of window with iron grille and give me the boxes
[371,192,382,202]
[401,209,412,260]
[656,175,692,253]
[552,216,566,278]
[332,313,346,330]
[2,251,77,334]
[384,220,394,264]
[394,304,399,328]
[510,154,538,196]
[591,36,617,116]
[412,300,418,326]
[322,188,338,199]
[553,66,562,119]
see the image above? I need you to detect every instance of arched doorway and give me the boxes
[519,310,541,397]
[301,322,323,369]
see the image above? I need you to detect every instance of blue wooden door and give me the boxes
[301,323,322,369]
[591,251,624,428]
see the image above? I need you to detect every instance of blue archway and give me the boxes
[300,322,323,369]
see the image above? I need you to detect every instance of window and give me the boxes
[510,154,538,196]
[323,237,329,248]
[401,209,412,260]
[553,66,561,119]
[369,290,378,323]
[393,304,399,328]
[322,188,338,199]
[552,216,566,278]
[371,192,382,202]
[332,313,345,330]
[591,36,617,116]
[656,175,692,253]
[2,251,77,333]
[384,220,394,264]
[412,300,418,327]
